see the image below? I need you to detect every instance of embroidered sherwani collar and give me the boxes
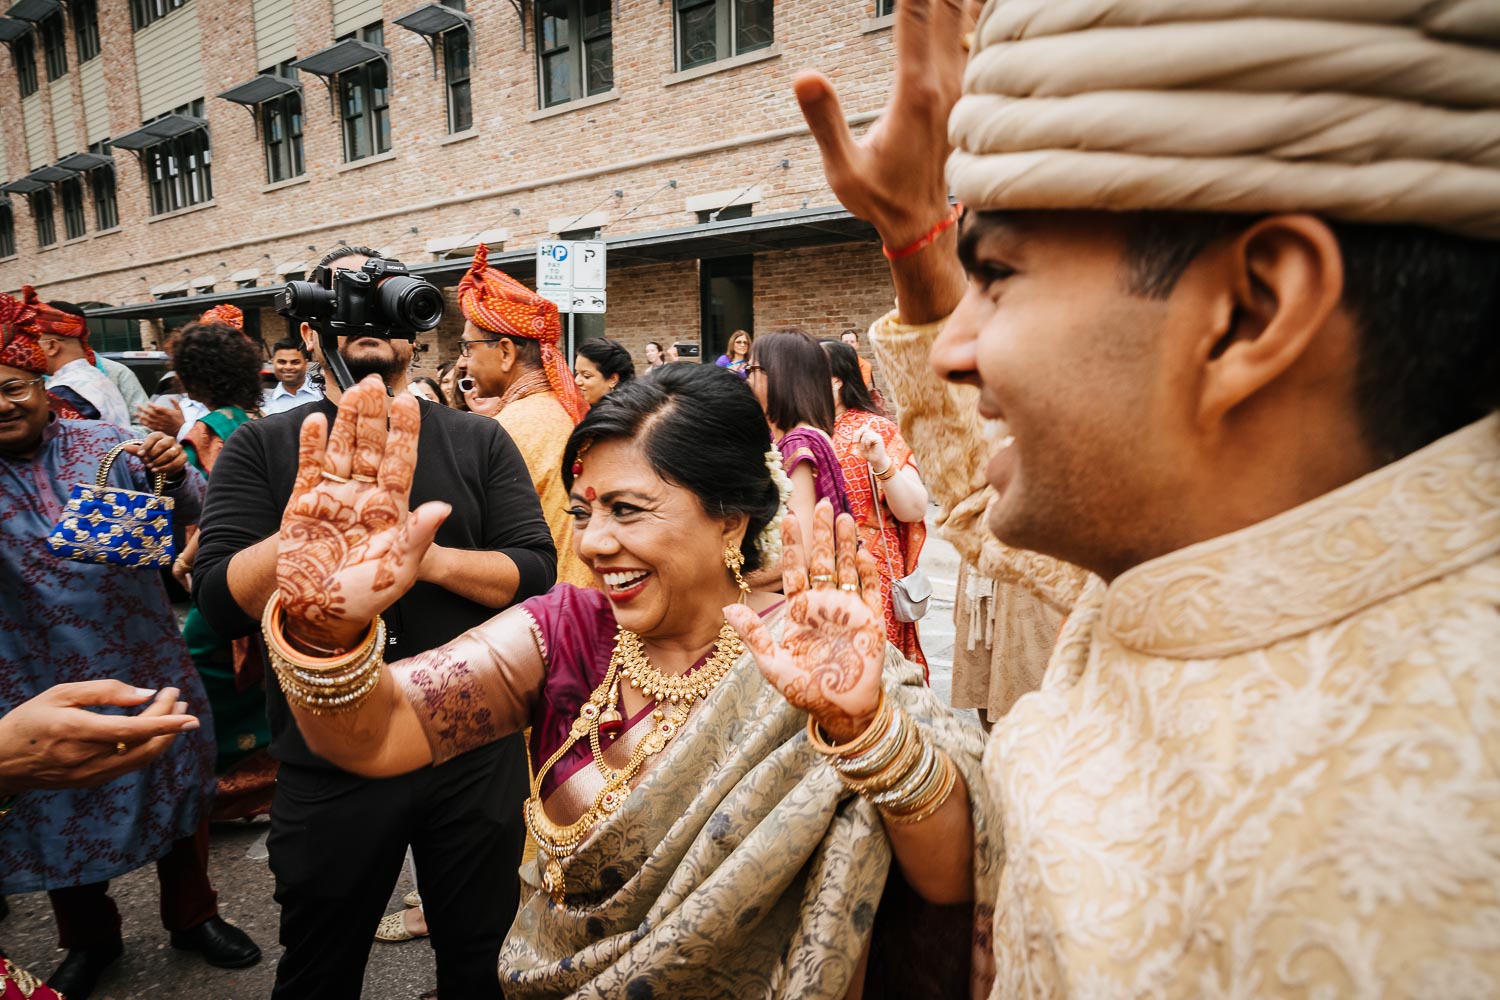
[1102,414,1500,658]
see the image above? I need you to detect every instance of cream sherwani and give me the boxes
[871,312,1500,998]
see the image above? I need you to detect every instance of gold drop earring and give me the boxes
[724,545,750,603]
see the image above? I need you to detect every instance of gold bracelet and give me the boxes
[870,740,937,809]
[880,752,957,825]
[838,718,923,796]
[805,691,889,758]
[262,592,387,715]
[262,591,378,669]
[833,706,910,780]
[873,461,898,482]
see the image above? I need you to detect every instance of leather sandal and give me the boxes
[375,911,420,943]
[403,890,422,909]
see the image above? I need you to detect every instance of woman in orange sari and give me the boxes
[822,340,931,673]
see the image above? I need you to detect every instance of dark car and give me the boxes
[100,350,175,397]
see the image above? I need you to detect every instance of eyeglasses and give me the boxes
[744,364,765,376]
[458,337,505,357]
[0,377,43,402]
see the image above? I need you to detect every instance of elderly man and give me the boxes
[457,242,594,588]
[0,323,260,999]
[2,287,131,430]
[798,0,1500,995]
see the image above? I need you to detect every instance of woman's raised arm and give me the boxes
[263,376,543,777]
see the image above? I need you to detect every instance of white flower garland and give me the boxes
[755,448,794,567]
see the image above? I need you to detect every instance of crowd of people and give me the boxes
[3,0,1498,997]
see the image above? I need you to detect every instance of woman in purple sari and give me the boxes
[747,329,852,557]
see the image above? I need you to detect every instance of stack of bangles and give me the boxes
[261,591,387,715]
[807,692,957,825]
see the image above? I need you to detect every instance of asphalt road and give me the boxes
[1,511,973,999]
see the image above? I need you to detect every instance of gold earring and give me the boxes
[724,545,750,602]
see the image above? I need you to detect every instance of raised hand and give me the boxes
[856,426,892,472]
[794,0,978,249]
[277,375,450,653]
[726,499,886,742]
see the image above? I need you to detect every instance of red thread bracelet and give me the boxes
[882,204,962,261]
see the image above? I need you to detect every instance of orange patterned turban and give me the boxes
[456,243,588,424]
[0,323,46,375]
[0,286,93,363]
[200,303,245,331]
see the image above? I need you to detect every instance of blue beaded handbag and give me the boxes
[44,440,175,569]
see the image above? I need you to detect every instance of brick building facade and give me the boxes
[0,0,900,380]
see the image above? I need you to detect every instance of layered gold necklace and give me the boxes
[524,621,743,903]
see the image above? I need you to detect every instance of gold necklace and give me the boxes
[524,621,743,903]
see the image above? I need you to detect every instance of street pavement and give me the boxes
[0,511,973,998]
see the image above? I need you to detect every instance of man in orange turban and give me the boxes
[0,286,131,429]
[199,303,244,332]
[457,243,593,588]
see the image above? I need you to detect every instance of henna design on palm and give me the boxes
[726,500,886,742]
[276,377,449,652]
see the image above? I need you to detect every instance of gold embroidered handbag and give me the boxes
[44,440,175,569]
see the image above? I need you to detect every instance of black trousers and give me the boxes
[267,735,528,1000]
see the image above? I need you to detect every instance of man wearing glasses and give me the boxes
[192,245,555,999]
[7,286,131,430]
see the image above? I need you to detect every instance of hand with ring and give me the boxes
[123,431,188,481]
[276,375,452,653]
[726,498,886,742]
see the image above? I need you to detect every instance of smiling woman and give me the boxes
[259,364,990,997]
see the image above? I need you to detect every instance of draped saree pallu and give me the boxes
[489,589,994,999]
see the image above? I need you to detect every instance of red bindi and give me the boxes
[584,487,597,502]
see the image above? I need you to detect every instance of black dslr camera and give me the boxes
[276,256,445,390]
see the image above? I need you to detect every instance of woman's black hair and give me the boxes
[575,337,636,386]
[410,376,447,406]
[562,363,779,571]
[751,328,836,435]
[820,339,884,417]
[172,321,264,412]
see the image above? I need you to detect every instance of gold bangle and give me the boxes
[839,719,923,796]
[880,752,957,825]
[873,461,898,482]
[805,690,889,758]
[833,706,909,780]
[262,591,378,666]
[870,740,937,808]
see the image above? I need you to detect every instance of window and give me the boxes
[261,61,304,183]
[89,140,118,230]
[339,24,390,162]
[144,99,212,215]
[0,203,14,258]
[443,25,471,132]
[130,0,186,31]
[74,0,101,62]
[40,12,67,80]
[15,34,38,99]
[60,177,85,239]
[674,0,772,71]
[696,202,752,225]
[536,0,613,109]
[876,0,894,14]
[700,255,753,359]
[30,189,55,247]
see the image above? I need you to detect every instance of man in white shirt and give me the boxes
[260,337,323,415]
[0,286,132,430]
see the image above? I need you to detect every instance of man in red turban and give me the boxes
[199,304,244,332]
[457,243,593,587]
[0,287,130,429]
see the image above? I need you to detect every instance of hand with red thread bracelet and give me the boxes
[882,204,962,261]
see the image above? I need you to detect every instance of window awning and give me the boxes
[393,2,469,37]
[0,16,31,41]
[55,151,113,172]
[292,38,387,79]
[3,0,57,23]
[112,114,208,151]
[228,268,261,283]
[24,163,77,183]
[0,176,47,195]
[150,280,190,296]
[274,259,309,275]
[217,74,301,107]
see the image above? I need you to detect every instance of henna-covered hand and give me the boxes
[277,375,450,652]
[726,499,885,742]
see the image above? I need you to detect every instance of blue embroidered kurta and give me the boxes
[0,418,215,893]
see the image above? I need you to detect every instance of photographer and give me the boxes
[192,246,556,999]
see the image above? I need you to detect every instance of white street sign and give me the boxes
[572,241,607,290]
[570,291,607,314]
[536,242,573,290]
[538,289,572,314]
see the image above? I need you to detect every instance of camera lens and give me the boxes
[377,275,445,332]
[277,280,336,319]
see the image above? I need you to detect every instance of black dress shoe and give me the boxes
[47,937,123,1000]
[169,915,262,969]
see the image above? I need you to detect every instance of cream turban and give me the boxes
[948,0,1500,239]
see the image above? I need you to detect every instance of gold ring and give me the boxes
[115,741,128,754]
[320,471,350,484]
[350,473,378,484]
[840,583,859,593]
[810,574,835,585]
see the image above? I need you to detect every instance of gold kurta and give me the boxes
[495,390,594,589]
[871,312,1500,998]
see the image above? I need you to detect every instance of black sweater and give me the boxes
[193,397,556,769]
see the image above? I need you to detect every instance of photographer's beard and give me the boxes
[340,334,410,384]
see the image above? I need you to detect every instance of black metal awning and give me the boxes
[25,163,77,183]
[112,114,208,151]
[0,16,30,41]
[4,0,57,22]
[293,38,387,78]
[55,151,112,172]
[393,2,469,36]
[0,176,47,194]
[81,206,878,321]
[217,74,301,107]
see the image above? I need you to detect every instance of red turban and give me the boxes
[456,243,588,425]
[0,286,93,363]
[0,324,46,375]
[200,303,245,331]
